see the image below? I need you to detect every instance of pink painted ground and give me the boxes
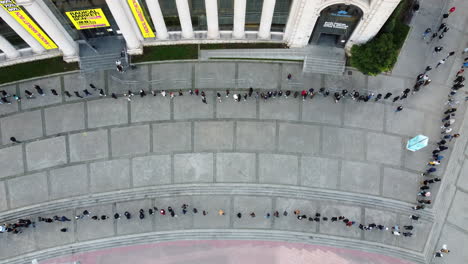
[40,240,415,264]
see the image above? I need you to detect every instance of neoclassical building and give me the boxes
[0,0,401,65]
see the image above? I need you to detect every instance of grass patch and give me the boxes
[0,57,79,85]
[200,43,287,50]
[132,44,198,63]
[211,57,302,62]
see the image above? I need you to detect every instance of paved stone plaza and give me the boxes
[0,0,468,263]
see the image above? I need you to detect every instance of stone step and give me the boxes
[0,229,427,264]
[0,184,434,223]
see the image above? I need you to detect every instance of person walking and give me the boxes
[436,59,446,68]
[10,137,21,143]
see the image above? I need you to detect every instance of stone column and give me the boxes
[232,0,246,38]
[0,35,21,59]
[145,0,169,39]
[16,0,78,58]
[105,0,142,53]
[0,7,45,54]
[175,0,194,38]
[205,0,219,38]
[258,0,276,39]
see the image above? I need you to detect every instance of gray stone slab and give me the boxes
[0,181,7,211]
[195,62,236,89]
[382,168,419,203]
[192,196,231,228]
[233,196,273,228]
[278,123,320,154]
[76,204,115,241]
[385,105,425,136]
[194,121,233,151]
[259,154,298,185]
[363,208,398,245]
[274,198,319,232]
[0,224,36,258]
[301,156,339,189]
[319,202,361,238]
[130,96,170,122]
[69,130,109,162]
[8,172,48,208]
[301,97,343,125]
[344,101,384,131]
[366,132,403,166]
[322,127,365,160]
[340,161,381,195]
[26,136,66,171]
[87,98,128,128]
[116,199,153,235]
[0,145,24,179]
[447,190,468,231]
[33,209,75,249]
[153,196,194,231]
[108,65,150,95]
[132,155,171,187]
[403,145,434,173]
[49,164,88,200]
[19,77,62,109]
[237,63,280,89]
[259,98,300,121]
[152,122,191,153]
[367,75,406,95]
[63,72,105,102]
[173,91,214,120]
[1,110,43,144]
[281,64,322,91]
[397,215,432,251]
[0,84,19,115]
[111,125,150,156]
[44,102,85,135]
[456,161,468,191]
[236,121,276,151]
[151,63,192,90]
[437,224,468,264]
[216,93,257,119]
[89,159,130,193]
[174,153,213,183]
[216,153,256,183]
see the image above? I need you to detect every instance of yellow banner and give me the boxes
[65,8,110,30]
[0,0,57,50]
[127,0,155,38]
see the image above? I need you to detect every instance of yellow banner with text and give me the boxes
[0,0,57,49]
[127,0,155,38]
[65,8,110,30]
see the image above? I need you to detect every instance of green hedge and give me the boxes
[350,0,410,75]
[0,57,79,85]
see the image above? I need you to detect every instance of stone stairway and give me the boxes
[0,230,427,264]
[302,46,346,75]
[0,184,434,223]
[78,36,126,74]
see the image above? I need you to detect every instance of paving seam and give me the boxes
[170,154,175,184]
[0,116,445,150]
[0,229,427,264]
[0,184,434,223]
[255,153,260,183]
[107,128,112,158]
[149,124,154,153]
[83,101,88,129]
[129,158,134,188]
[85,163,91,193]
[0,149,428,184]
[212,152,217,183]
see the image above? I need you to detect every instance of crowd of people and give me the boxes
[1,205,423,238]
[0,5,463,260]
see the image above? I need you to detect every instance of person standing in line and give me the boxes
[139,89,146,97]
[384,92,392,99]
[89,83,97,90]
[436,59,446,68]
[74,91,83,98]
[433,46,443,54]
[225,89,230,97]
[51,89,59,96]
[392,96,400,102]
[10,137,21,143]
[217,92,222,102]
[395,106,404,112]
[34,85,45,96]
[83,89,92,96]
[374,94,382,102]
[287,73,292,80]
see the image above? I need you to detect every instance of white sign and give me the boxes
[323,21,348,30]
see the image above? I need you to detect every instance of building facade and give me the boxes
[0,0,401,65]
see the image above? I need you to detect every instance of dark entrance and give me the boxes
[309,4,363,48]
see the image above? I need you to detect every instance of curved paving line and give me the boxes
[0,184,434,222]
[0,229,427,264]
